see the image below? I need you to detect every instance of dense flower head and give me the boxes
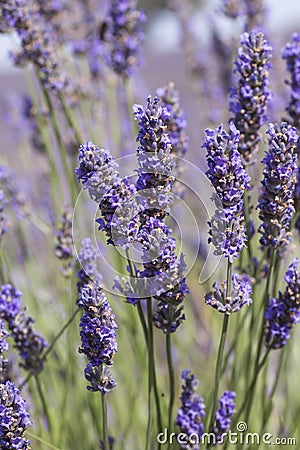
[0,285,23,322]
[84,364,117,394]
[230,30,272,163]
[213,391,236,442]
[0,380,31,449]
[77,238,102,295]
[55,205,75,278]
[156,82,188,191]
[152,301,185,334]
[0,0,69,93]
[258,122,298,251]
[265,258,300,349]
[282,33,300,129]
[77,142,139,249]
[0,284,47,374]
[134,96,176,219]
[78,284,117,367]
[175,369,206,448]
[103,0,146,77]
[203,122,251,261]
[205,273,252,314]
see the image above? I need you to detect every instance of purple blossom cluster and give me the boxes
[78,283,117,393]
[0,284,47,374]
[77,238,102,295]
[76,142,139,249]
[264,258,300,349]
[205,273,252,314]
[230,30,272,163]
[0,381,32,449]
[0,0,69,93]
[282,33,300,130]
[55,205,75,278]
[156,83,189,190]
[203,122,251,261]
[258,122,298,251]
[103,0,146,78]
[175,370,236,448]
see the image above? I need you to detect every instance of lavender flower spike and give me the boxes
[282,33,300,130]
[258,122,298,251]
[230,30,272,163]
[0,284,47,374]
[264,258,300,349]
[0,381,32,449]
[55,205,75,278]
[78,283,117,393]
[203,122,251,261]
[103,0,146,78]
[205,273,252,314]
[175,369,206,448]
[76,142,139,249]
[213,391,236,443]
[77,238,102,296]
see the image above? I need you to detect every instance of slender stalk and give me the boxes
[58,93,82,146]
[146,298,154,450]
[101,390,110,450]
[34,375,52,433]
[207,261,232,434]
[27,432,63,450]
[166,332,175,448]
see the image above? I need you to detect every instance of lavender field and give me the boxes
[0,1,300,449]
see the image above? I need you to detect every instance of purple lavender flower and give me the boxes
[133,96,176,219]
[258,122,298,251]
[203,122,251,261]
[230,30,272,163]
[55,205,75,278]
[213,391,236,443]
[0,380,31,449]
[175,369,206,448]
[77,238,102,295]
[103,0,146,78]
[0,320,9,374]
[1,0,69,93]
[78,283,117,393]
[265,258,300,349]
[282,33,300,130]
[0,284,47,374]
[76,142,139,249]
[221,0,246,19]
[0,167,29,221]
[21,95,45,153]
[205,273,252,314]
[156,82,188,191]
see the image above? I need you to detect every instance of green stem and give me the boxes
[166,333,175,449]
[101,390,109,450]
[35,375,52,433]
[207,261,232,434]
[146,298,154,450]
[27,432,63,450]
[58,93,82,146]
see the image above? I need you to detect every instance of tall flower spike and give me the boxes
[205,273,252,314]
[134,95,176,221]
[264,258,300,349]
[78,283,117,393]
[156,82,189,192]
[175,369,206,447]
[0,284,47,374]
[258,122,298,251]
[76,142,139,249]
[0,381,32,449]
[230,30,272,164]
[77,238,102,296]
[0,0,70,93]
[213,391,236,443]
[203,122,251,261]
[103,0,146,78]
[55,205,75,278]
